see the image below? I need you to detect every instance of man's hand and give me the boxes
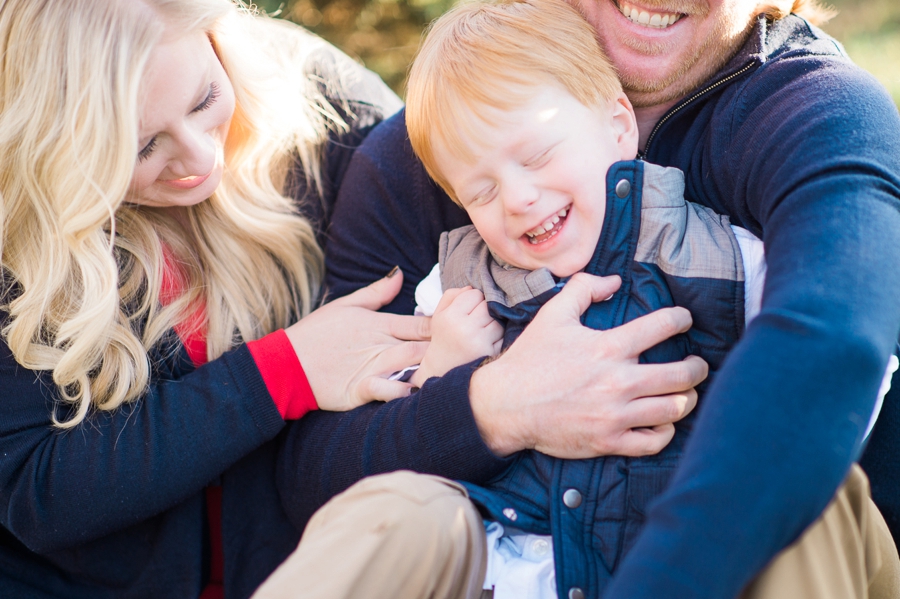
[285,269,431,411]
[410,287,503,388]
[469,272,707,458]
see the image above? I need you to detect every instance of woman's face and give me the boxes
[128,30,236,208]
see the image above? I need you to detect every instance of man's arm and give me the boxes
[607,56,900,598]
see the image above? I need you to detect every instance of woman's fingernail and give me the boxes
[386,265,400,278]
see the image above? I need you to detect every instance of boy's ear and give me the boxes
[610,93,639,160]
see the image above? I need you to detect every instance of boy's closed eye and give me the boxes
[522,145,557,169]
[467,184,498,208]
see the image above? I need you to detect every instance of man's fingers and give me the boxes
[621,356,708,398]
[621,391,697,430]
[537,273,622,323]
[614,424,677,457]
[603,306,694,358]
[331,268,405,311]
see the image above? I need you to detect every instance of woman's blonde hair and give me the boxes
[0,0,346,427]
[406,0,622,204]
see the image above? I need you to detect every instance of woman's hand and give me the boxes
[470,273,708,458]
[284,269,431,411]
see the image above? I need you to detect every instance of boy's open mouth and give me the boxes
[616,1,684,28]
[525,206,569,245]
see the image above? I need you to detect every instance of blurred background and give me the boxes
[254,0,900,106]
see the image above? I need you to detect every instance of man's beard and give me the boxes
[597,2,756,108]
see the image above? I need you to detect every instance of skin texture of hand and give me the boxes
[285,269,431,411]
[410,286,503,388]
[469,273,708,458]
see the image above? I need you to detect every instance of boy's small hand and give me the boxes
[410,287,503,387]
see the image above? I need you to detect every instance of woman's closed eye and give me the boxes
[136,82,222,162]
[192,81,221,113]
[138,137,158,163]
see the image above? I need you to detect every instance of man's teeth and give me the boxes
[526,207,568,239]
[617,1,681,28]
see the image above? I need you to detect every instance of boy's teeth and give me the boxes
[525,209,568,239]
[617,1,681,28]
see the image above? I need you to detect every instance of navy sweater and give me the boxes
[280,15,900,599]
[0,101,383,598]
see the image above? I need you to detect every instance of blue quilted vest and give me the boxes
[438,160,747,599]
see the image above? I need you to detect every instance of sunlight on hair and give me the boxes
[0,0,346,427]
[406,0,622,204]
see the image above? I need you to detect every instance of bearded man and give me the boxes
[275,0,900,597]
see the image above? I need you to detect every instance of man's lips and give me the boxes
[160,170,212,190]
[616,0,684,28]
[525,206,570,245]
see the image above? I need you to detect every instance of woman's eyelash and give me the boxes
[137,83,219,162]
[138,136,157,162]
[193,82,220,113]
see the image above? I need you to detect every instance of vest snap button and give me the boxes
[615,178,631,198]
[562,488,582,508]
[502,507,518,521]
[568,587,585,599]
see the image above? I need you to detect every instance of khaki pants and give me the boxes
[253,466,900,599]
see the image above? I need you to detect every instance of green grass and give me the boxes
[822,0,900,106]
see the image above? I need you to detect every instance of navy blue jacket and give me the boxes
[443,160,750,599]
[281,14,900,599]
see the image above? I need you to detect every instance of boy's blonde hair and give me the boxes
[406,0,622,204]
[0,0,347,427]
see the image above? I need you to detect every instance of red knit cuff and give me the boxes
[246,329,318,420]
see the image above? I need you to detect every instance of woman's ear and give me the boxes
[609,93,639,160]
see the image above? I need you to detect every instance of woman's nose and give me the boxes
[166,125,217,179]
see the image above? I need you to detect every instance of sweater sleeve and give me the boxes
[0,338,285,554]
[605,53,900,598]
[247,329,318,420]
[276,111,508,530]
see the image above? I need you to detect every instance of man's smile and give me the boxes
[616,0,683,28]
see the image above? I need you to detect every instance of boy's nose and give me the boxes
[500,177,540,214]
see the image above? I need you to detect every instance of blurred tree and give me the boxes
[251,0,899,106]
[253,0,454,95]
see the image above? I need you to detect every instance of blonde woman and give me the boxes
[0,0,441,596]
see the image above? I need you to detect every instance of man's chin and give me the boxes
[624,79,697,109]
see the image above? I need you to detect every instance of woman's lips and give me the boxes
[160,170,212,190]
